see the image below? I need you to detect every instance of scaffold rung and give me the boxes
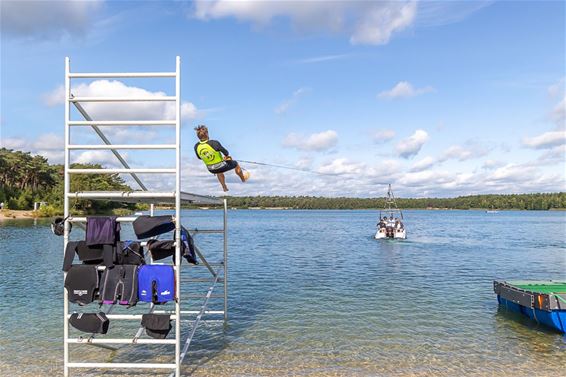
[183,278,225,283]
[67,191,176,199]
[68,168,176,174]
[67,362,176,369]
[69,72,176,78]
[67,338,177,345]
[68,120,175,126]
[68,144,177,150]
[70,96,176,102]
[186,294,225,298]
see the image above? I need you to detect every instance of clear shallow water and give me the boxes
[1,210,565,376]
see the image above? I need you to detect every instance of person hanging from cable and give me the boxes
[194,125,249,192]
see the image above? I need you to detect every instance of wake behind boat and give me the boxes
[375,184,406,240]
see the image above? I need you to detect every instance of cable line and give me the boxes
[238,159,390,185]
[238,160,340,177]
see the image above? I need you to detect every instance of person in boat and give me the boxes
[388,216,395,227]
[378,216,386,228]
[194,125,247,192]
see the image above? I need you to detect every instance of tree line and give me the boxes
[0,148,136,214]
[1,148,564,214]
[220,193,566,210]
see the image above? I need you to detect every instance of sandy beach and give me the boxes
[0,209,38,220]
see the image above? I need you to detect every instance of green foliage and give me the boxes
[0,148,135,213]
[222,193,566,210]
[35,204,61,217]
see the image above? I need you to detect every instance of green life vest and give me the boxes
[196,141,223,166]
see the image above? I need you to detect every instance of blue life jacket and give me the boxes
[138,265,175,304]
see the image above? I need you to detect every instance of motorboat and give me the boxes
[375,184,406,240]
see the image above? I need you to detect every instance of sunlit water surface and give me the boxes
[1,210,565,376]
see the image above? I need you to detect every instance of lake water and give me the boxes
[0,210,565,376]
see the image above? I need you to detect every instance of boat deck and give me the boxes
[494,280,566,333]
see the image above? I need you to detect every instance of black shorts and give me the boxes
[208,159,238,174]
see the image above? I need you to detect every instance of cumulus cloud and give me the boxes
[42,80,200,122]
[0,0,103,40]
[440,144,489,161]
[378,81,435,99]
[1,133,64,163]
[275,87,310,114]
[372,129,396,143]
[73,150,129,167]
[282,130,338,151]
[395,129,428,158]
[318,158,363,175]
[481,160,504,170]
[192,0,417,46]
[523,131,566,149]
[349,1,416,45]
[410,156,435,172]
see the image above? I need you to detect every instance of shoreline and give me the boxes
[1,207,564,221]
[0,209,38,220]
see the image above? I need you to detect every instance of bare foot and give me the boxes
[223,186,229,192]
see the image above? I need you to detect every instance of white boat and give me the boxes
[375,184,406,240]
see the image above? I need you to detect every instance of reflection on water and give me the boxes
[1,210,565,376]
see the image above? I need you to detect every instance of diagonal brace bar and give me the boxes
[71,101,148,191]
[194,245,218,278]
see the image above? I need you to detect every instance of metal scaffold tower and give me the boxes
[62,56,228,376]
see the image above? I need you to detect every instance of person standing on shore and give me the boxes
[194,125,248,192]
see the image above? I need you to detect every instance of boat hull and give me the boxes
[494,280,566,333]
[375,228,406,239]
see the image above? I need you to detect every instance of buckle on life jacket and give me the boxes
[207,161,227,171]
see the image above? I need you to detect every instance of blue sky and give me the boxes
[1,0,564,197]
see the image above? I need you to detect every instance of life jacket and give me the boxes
[100,265,139,307]
[196,140,224,166]
[69,312,109,334]
[65,265,100,305]
[138,265,175,304]
[141,314,172,339]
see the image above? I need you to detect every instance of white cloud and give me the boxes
[318,158,363,175]
[378,81,435,99]
[0,0,103,40]
[395,129,429,158]
[399,169,452,187]
[42,85,66,107]
[410,156,436,172]
[193,0,417,46]
[523,130,566,149]
[42,80,200,122]
[282,130,338,151]
[552,96,565,127]
[275,87,310,114]
[548,77,564,98]
[481,159,504,170]
[415,1,492,28]
[372,129,396,143]
[439,144,489,161]
[294,54,352,64]
[350,1,416,45]
[488,163,536,183]
[1,133,64,163]
[73,150,128,167]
